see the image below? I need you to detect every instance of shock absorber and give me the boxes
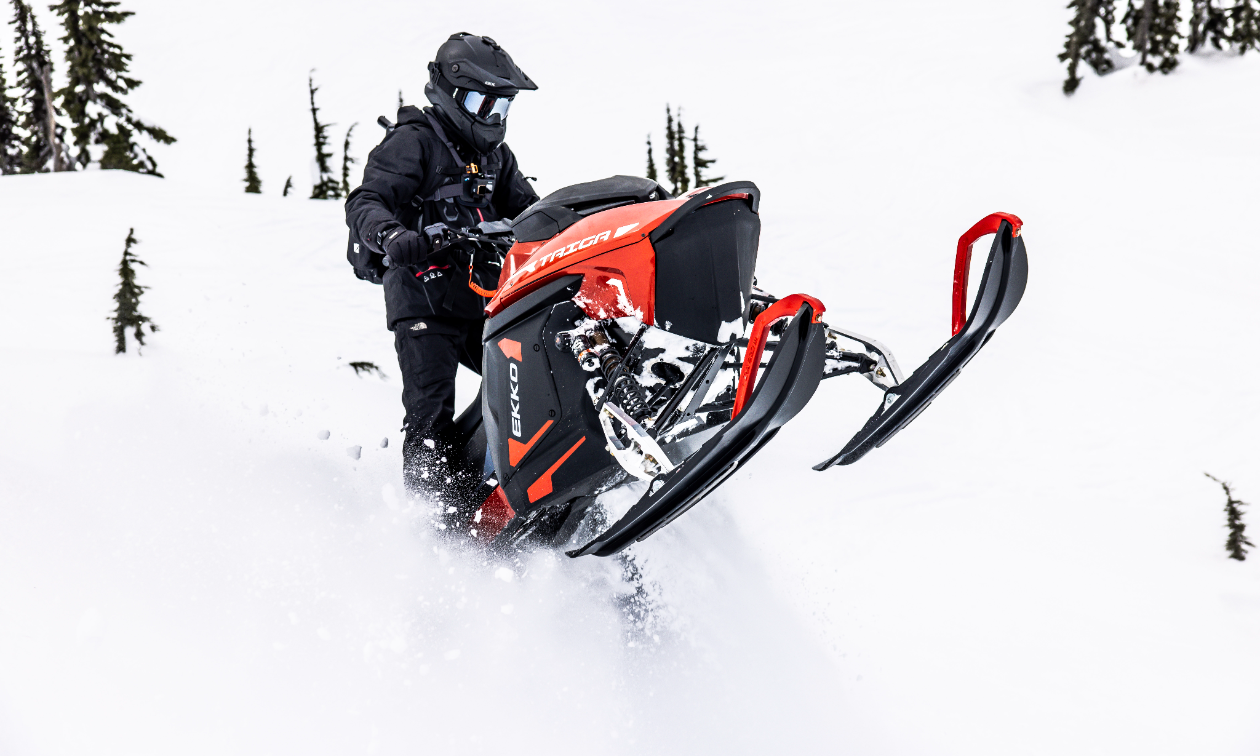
[564,321,649,419]
[567,321,622,376]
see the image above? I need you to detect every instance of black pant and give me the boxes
[393,316,483,497]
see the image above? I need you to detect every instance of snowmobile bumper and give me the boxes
[813,215,1028,470]
[568,301,827,557]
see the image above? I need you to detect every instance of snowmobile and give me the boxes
[437,176,1027,558]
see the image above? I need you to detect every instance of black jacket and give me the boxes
[345,105,539,327]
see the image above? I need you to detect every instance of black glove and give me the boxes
[379,227,428,267]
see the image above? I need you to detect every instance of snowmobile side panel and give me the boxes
[813,219,1028,470]
[484,302,622,538]
[568,302,826,558]
[653,198,760,344]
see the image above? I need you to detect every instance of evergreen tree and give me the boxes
[11,0,69,171]
[340,122,357,196]
[645,133,657,182]
[1060,0,1119,94]
[1230,0,1260,53]
[282,175,293,196]
[1206,473,1253,561]
[1123,0,1182,73]
[0,56,21,174]
[398,89,403,109]
[109,227,156,354]
[672,108,689,195]
[50,0,173,174]
[308,70,339,200]
[1187,0,1231,51]
[243,127,261,193]
[691,124,723,188]
[663,105,679,194]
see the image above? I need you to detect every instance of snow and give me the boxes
[3,1,1260,754]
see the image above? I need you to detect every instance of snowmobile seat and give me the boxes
[511,175,671,242]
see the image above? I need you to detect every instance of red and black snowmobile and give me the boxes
[441,177,1028,557]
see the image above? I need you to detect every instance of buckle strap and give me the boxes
[424,111,480,167]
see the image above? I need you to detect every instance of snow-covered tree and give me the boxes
[691,124,723,188]
[10,0,69,172]
[50,0,173,174]
[340,122,357,196]
[1123,0,1182,73]
[0,57,21,174]
[243,128,260,193]
[1187,0,1231,51]
[109,227,157,354]
[1060,0,1119,94]
[282,175,293,196]
[1231,0,1260,53]
[308,71,339,200]
[645,134,657,182]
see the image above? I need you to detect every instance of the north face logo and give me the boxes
[410,322,428,331]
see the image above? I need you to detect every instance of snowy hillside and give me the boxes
[3,1,1260,754]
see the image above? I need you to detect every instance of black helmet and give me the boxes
[425,33,537,155]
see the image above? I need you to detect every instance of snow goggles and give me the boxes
[458,89,512,120]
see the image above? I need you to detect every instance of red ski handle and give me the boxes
[953,213,1022,336]
[733,294,825,418]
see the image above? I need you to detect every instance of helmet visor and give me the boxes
[459,90,512,120]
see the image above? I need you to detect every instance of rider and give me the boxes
[345,32,539,500]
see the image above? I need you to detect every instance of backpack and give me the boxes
[346,234,387,285]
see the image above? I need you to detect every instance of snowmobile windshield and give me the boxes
[459,90,512,120]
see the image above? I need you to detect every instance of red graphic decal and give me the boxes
[474,486,515,541]
[526,436,587,504]
[498,338,523,361]
[509,419,553,467]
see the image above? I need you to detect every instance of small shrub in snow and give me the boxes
[282,175,293,197]
[348,361,384,379]
[1205,473,1253,561]
[243,128,261,193]
[109,227,157,354]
